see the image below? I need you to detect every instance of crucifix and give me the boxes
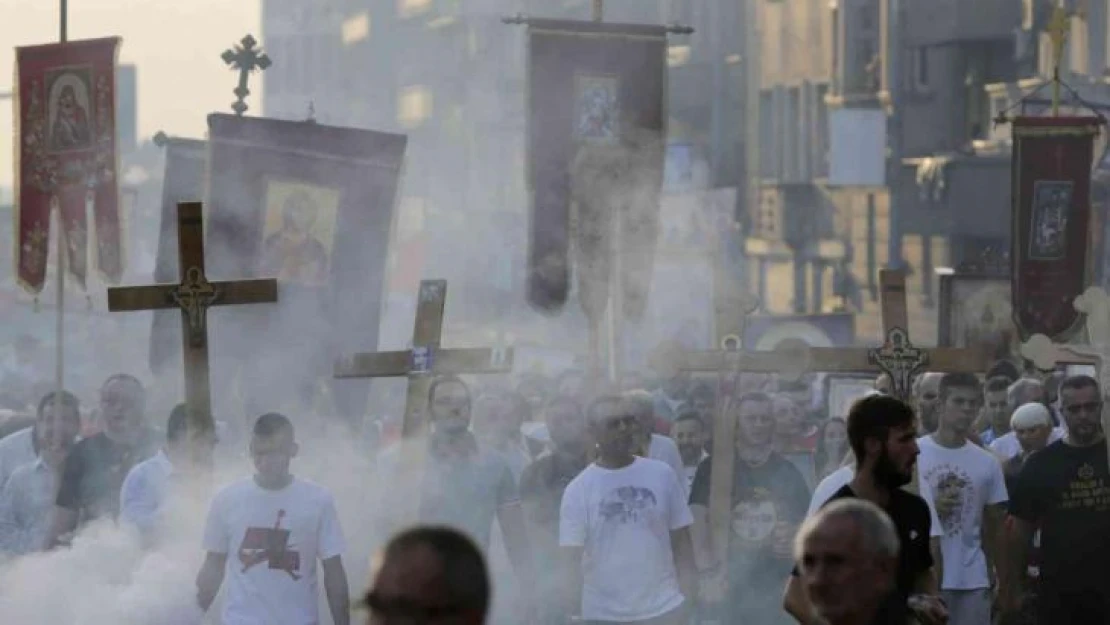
[1021,286,1110,467]
[107,202,278,445]
[222,34,271,117]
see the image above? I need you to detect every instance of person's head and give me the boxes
[619,390,656,446]
[937,372,983,438]
[671,411,706,466]
[281,189,316,236]
[912,372,943,433]
[795,499,899,625]
[687,383,715,420]
[733,392,775,450]
[873,374,892,396]
[1010,402,1053,455]
[586,395,638,461]
[249,413,298,487]
[58,85,79,117]
[986,360,1020,387]
[544,395,587,454]
[1059,375,1103,446]
[984,377,1011,433]
[36,390,81,465]
[472,391,524,446]
[1009,378,1046,412]
[365,525,489,625]
[99,373,146,443]
[847,394,918,489]
[554,369,588,400]
[771,394,805,440]
[816,417,848,468]
[428,376,472,435]
[778,379,814,414]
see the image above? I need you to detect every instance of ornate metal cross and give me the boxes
[868,327,929,400]
[171,266,219,347]
[222,34,271,116]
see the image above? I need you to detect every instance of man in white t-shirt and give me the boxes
[917,373,1009,625]
[560,395,697,625]
[197,413,350,625]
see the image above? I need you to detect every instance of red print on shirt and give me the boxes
[237,509,302,580]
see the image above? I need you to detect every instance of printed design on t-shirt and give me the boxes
[1060,463,1110,512]
[731,487,779,546]
[598,486,658,524]
[237,509,302,580]
[924,466,974,535]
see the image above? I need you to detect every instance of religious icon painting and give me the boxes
[573,74,620,144]
[45,67,94,153]
[1029,180,1074,260]
[260,179,342,288]
[938,274,1019,364]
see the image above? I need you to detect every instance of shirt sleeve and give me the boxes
[688,459,712,508]
[201,491,229,554]
[55,446,84,510]
[119,464,158,534]
[558,478,587,548]
[666,466,694,530]
[0,475,26,555]
[985,455,1010,506]
[317,491,346,561]
[1007,457,1042,522]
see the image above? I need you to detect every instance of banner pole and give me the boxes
[55,0,68,398]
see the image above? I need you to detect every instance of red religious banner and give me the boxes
[1011,116,1102,341]
[15,37,122,294]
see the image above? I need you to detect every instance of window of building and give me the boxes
[398,0,432,19]
[342,12,371,45]
[398,85,433,128]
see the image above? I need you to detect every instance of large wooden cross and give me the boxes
[107,202,278,443]
[1021,286,1110,466]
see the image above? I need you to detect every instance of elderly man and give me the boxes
[912,373,944,435]
[622,390,687,491]
[989,379,1062,461]
[1000,403,1055,493]
[794,498,905,625]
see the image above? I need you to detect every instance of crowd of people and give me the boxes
[0,355,1106,625]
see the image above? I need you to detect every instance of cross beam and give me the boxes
[107,202,278,443]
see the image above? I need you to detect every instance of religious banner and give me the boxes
[149,136,207,374]
[526,19,667,319]
[1011,116,1101,342]
[205,114,407,417]
[15,37,122,293]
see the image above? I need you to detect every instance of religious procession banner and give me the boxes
[526,19,667,320]
[149,136,207,374]
[204,114,407,416]
[1011,116,1101,342]
[15,37,123,293]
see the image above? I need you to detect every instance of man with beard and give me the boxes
[690,392,810,624]
[914,373,944,435]
[1003,375,1110,625]
[520,396,589,625]
[784,395,947,625]
[916,373,1008,625]
[670,411,708,491]
[47,374,158,547]
[560,395,697,625]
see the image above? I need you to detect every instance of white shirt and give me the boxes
[0,428,35,490]
[560,457,693,622]
[806,465,945,539]
[202,477,346,625]
[120,450,175,539]
[988,428,1065,460]
[0,456,57,557]
[648,434,687,497]
[916,436,1009,590]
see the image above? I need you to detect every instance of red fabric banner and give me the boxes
[15,37,122,294]
[1011,116,1101,342]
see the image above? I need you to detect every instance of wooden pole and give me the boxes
[55,0,68,399]
[592,0,603,22]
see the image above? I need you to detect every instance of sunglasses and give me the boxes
[361,592,467,622]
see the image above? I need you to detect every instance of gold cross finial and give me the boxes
[1048,6,1070,75]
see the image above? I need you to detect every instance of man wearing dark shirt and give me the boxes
[46,374,157,547]
[1003,375,1110,625]
[690,391,810,624]
[784,394,946,625]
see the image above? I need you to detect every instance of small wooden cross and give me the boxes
[222,34,271,117]
[107,202,278,444]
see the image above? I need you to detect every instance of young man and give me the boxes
[47,374,158,547]
[670,411,708,491]
[622,390,688,492]
[784,394,946,625]
[794,499,903,625]
[690,391,810,624]
[916,373,1008,625]
[0,391,81,557]
[978,377,1012,445]
[1003,375,1110,625]
[196,413,350,625]
[362,526,489,625]
[560,395,697,625]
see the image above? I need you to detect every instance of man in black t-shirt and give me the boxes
[45,374,158,548]
[690,391,810,624]
[783,394,947,625]
[1003,374,1110,625]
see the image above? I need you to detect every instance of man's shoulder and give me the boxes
[0,427,32,452]
[767,452,809,481]
[889,488,932,518]
[7,459,40,483]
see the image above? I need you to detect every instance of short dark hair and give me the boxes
[253,412,294,438]
[985,377,1010,394]
[428,375,471,409]
[847,394,916,465]
[1061,374,1100,396]
[37,390,80,420]
[986,360,1020,384]
[673,410,704,429]
[733,391,772,412]
[939,372,981,400]
[167,403,189,443]
[376,525,489,618]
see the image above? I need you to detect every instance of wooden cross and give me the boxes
[221,34,271,117]
[1021,286,1110,467]
[107,202,278,443]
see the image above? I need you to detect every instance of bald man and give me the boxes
[912,373,943,435]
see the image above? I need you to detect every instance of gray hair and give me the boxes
[1007,378,1044,409]
[794,499,899,563]
[620,390,655,421]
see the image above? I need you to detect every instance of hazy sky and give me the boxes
[0,0,261,197]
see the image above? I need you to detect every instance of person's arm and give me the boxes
[561,546,584,616]
[671,526,698,606]
[44,506,78,550]
[0,477,31,556]
[1001,516,1033,613]
[496,501,534,581]
[119,465,159,536]
[983,502,1006,588]
[913,560,940,595]
[322,555,351,625]
[46,450,83,549]
[195,551,227,611]
[783,574,822,625]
